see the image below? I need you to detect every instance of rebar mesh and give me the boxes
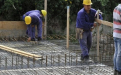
[0,36,114,75]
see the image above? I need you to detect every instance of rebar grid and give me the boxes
[0,65,113,75]
[0,39,114,75]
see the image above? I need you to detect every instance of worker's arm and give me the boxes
[27,25,32,38]
[95,14,103,20]
[99,14,103,20]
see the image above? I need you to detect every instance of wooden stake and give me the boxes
[66,6,70,49]
[96,10,100,61]
[44,0,47,39]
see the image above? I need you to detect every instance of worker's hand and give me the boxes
[98,23,101,26]
[27,37,31,42]
[93,23,97,27]
[90,27,94,31]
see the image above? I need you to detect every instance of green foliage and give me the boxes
[92,0,118,22]
[0,0,119,33]
[98,0,109,6]
[0,0,118,21]
[0,0,35,20]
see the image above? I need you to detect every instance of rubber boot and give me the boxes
[117,71,121,75]
[114,70,117,75]
[37,37,42,41]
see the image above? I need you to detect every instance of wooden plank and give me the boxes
[0,21,26,30]
[0,45,42,60]
[95,19,113,27]
[0,21,26,37]
[0,21,45,38]
[0,47,39,58]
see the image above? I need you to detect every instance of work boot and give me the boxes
[84,55,94,63]
[31,38,35,41]
[37,37,42,41]
[84,55,89,61]
[114,70,118,75]
[80,55,89,60]
[30,38,38,45]
[117,71,121,75]
[80,54,84,61]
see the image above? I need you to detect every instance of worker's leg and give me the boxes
[114,38,121,72]
[31,25,35,39]
[87,31,92,53]
[26,25,32,38]
[79,32,88,59]
[114,38,118,71]
[37,20,42,40]
[26,29,28,35]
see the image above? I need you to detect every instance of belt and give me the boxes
[83,30,91,32]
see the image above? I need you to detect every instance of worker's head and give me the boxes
[41,10,47,17]
[25,16,31,25]
[83,0,92,11]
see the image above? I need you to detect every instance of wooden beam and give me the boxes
[66,6,70,49]
[0,45,42,60]
[95,19,113,27]
[0,21,26,30]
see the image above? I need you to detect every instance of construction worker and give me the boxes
[23,10,47,41]
[76,0,102,61]
[113,0,121,75]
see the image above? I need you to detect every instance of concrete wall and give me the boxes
[0,21,27,38]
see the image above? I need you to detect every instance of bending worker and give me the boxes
[23,10,47,41]
[76,0,102,61]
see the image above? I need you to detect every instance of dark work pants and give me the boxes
[79,31,92,58]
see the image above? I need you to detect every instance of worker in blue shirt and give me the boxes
[23,10,47,42]
[76,0,102,61]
